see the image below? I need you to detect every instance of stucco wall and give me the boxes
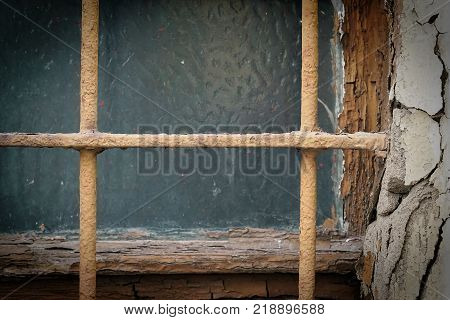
[360,0,450,299]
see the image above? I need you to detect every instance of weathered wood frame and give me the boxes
[0,0,388,299]
[0,230,362,276]
[339,0,391,235]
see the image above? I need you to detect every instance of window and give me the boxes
[0,0,388,300]
[0,0,342,233]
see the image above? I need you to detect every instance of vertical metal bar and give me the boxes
[79,150,97,299]
[300,0,319,133]
[299,150,317,299]
[299,0,318,300]
[79,0,99,300]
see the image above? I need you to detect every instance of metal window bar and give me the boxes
[0,0,388,300]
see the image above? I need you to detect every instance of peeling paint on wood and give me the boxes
[0,230,362,276]
[340,0,391,235]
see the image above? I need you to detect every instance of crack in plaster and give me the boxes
[418,216,450,299]
[362,0,450,299]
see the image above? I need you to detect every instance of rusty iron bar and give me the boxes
[0,132,387,151]
[299,0,319,300]
[79,0,99,300]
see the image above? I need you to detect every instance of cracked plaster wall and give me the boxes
[360,0,450,299]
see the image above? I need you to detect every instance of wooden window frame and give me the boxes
[0,0,390,299]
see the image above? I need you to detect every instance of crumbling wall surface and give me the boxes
[360,0,450,299]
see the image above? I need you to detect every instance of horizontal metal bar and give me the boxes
[0,131,388,151]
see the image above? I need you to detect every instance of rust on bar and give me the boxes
[299,150,317,299]
[79,149,97,300]
[80,0,99,133]
[300,0,319,133]
[0,132,388,151]
[299,0,319,300]
[79,0,99,300]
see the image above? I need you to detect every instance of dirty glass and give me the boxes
[0,0,342,234]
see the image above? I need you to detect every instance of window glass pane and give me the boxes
[98,0,337,133]
[0,0,80,133]
[0,148,79,232]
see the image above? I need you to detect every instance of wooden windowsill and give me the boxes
[0,228,361,276]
